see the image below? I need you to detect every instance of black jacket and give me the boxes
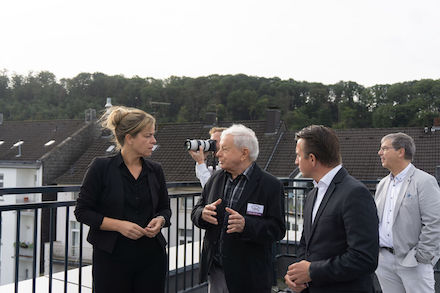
[191,163,286,293]
[298,167,379,293]
[74,153,171,253]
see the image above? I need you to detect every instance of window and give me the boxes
[0,174,3,188]
[178,228,193,245]
[180,196,194,210]
[70,221,80,257]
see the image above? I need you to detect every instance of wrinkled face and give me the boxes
[295,138,313,178]
[210,131,222,154]
[130,124,157,157]
[378,138,401,171]
[217,134,243,173]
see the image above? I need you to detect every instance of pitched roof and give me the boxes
[268,126,440,181]
[336,127,440,181]
[55,122,440,185]
[55,120,285,184]
[0,120,86,162]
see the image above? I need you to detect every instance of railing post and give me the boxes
[15,210,21,293]
[32,209,38,293]
[79,223,83,293]
[64,207,69,293]
[48,208,54,293]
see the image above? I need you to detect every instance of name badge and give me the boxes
[247,203,264,216]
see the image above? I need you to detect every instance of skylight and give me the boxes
[106,145,115,152]
[44,140,55,146]
[13,140,24,147]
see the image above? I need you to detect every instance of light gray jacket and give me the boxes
[375,164,440,267]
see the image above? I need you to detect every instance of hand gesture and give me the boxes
[284,260,311,291]
[117,221,148,240]
[225,207,245,233]
[202,198,222,225]
[145,216,165,238]
[188,146,205,164]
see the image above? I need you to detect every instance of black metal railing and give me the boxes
[0,179,378,293]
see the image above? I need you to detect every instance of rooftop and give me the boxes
[0,120,85,162]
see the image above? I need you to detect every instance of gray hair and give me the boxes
[381,132,416,161]
[221,124,259,161]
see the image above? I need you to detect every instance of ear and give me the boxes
[397,148,405,159]
[125,133,134,145]
[241,148,250,161]
[309,153,317,167]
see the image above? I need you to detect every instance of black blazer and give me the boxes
[191,163,286,293]
[298,167,379,293]
[74,153,171,254]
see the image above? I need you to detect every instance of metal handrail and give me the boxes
[0,179,379,293]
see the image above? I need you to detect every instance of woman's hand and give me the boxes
[101,217,148,240]
[117,220,148,240]
[145,216,165,238]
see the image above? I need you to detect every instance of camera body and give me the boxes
[185,139,216,152]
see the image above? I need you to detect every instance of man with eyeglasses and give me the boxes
[375,132,440,293]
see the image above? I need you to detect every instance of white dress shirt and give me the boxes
[379,163,412,248]
[195,163,220,187]
[312,164,343,223]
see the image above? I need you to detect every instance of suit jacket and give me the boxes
[297,167,379,293]
[74,153,171,254]
[191,163,286,293]
[375,164,440,267]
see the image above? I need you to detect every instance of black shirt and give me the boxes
[112,153,157,261]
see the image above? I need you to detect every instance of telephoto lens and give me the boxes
[184,139,216,152]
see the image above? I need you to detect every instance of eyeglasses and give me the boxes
[379,146,393,152]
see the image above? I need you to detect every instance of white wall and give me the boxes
[0,166,42,285]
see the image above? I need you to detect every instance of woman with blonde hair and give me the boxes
[75,106,171,293]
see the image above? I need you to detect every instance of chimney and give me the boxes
[105,97,112,113]
[432,117,440,132]
[205,112,217,126]
[85,108,96,123]
[265,108,281,134]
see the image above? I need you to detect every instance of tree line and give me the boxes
[0,70,439,130]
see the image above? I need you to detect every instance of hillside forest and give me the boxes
[0,70,439,130]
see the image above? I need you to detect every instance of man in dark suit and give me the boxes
[191,124,286,293]
[285,125,379,293]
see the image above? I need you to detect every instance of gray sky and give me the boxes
[1,0,439,86]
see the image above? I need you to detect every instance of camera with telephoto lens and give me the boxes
[184,139,216,152]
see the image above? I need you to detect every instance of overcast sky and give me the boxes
[1,0,439,87]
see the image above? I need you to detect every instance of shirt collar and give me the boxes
[225,162,255,181]
[116,151,148,170]
[313,164,343,189]
[390,163,412,183]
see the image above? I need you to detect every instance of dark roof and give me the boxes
[150,120,285,182]
[55,122,440,185]
[336,127,440,181]
[269,127,440,181]
[56,120,286,184]
[55,135,115,184]
[0,120,86,162]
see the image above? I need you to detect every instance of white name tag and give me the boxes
[247,203,264,216]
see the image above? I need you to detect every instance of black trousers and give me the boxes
[92,237,167,293]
